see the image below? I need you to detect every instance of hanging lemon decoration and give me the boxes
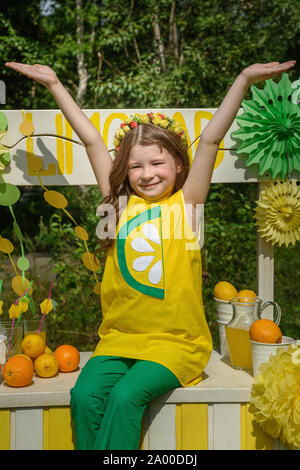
[82,251,101,272]
[11,275,33,297]
[74,225,89,241]
[44,190,68,209]
[19,120,34,136]
[93,282,102,295]
[0,236,14,254]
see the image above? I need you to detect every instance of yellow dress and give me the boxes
[93,189,212,387]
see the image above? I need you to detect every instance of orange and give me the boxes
[22,333,46,358]
[213,281,238,301]
[249,319,282,344]
[54,345,80,372]
[34,353,59,378]
[2,355,34,387]
[238,289,257,302]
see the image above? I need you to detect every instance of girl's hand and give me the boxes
[5,62,59,89]
[241,60,296,85]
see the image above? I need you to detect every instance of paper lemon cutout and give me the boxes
[11,276,33,297]
[17,256,30,271]
[19,120,34,136]
[0,236,14,254]
[93,282,102,295]
[0,182,20,206]
[82,251,101,272]
[75,226,89,241]
[117,206,164,299]
[44,190,68,209]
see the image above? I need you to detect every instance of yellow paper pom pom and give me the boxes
[113,138,120,147]
[250,342,300,450]
[174,126,183,135]
[123,125,130,133]
[40,298,53,315]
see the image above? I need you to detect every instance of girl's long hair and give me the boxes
[96,123,190,250]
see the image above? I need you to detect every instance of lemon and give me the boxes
[22,333,46,358]
[214,281,238,301]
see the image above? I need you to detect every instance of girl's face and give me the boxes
[127,144,182,201]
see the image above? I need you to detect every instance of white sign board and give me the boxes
[1,108,285,186]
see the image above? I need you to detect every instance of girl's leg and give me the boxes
[92,360,181,450]
[70,355,135,450]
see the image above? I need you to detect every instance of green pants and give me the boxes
[70,355,181,450]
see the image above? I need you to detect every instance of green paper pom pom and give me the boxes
[231,73,300,179]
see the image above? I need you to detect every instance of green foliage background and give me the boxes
[0,0,299,351]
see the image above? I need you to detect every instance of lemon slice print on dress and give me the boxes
[117,206,164,299]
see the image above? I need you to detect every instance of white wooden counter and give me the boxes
[0,350,284,450]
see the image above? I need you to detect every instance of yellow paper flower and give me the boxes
[141,114,150,123]
[0,300,3,315]
[159,119,169,128]
[152,117,161,126]
[113,138,120,147]
[40,298,53,315]
[254,180,300,247]
[174,126,183,135]
[9,304,22,319]
[116,129,125,139]
[250,342,300,450]
[123,125,130,133]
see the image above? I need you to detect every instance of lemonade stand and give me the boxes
[0,74,299,450]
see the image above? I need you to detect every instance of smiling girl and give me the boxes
[5,58,296,450]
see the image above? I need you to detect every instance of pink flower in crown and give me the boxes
[130,121,138,128]
[147,112,154,119]
[158,113,165,119]
[116,147,119,152]
[120,123,126,128]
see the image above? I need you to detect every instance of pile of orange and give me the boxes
[214,280,257,302]
[2,335,80,387]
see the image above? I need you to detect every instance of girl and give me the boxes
[5,59,295,450]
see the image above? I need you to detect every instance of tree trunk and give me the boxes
[76,0,89,107]
[152,12,167,73]
[169,1,178,60]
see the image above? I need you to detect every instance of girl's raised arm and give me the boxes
[183,60,296,205]
[5,62,112,198]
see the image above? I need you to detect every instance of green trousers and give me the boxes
[70,355,181,450]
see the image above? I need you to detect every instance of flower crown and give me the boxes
[113,112,188,156]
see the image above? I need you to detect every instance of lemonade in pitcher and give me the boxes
[225,296,281,372]
[225,326,253,370]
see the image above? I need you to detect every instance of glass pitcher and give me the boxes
[225,297,281,371]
